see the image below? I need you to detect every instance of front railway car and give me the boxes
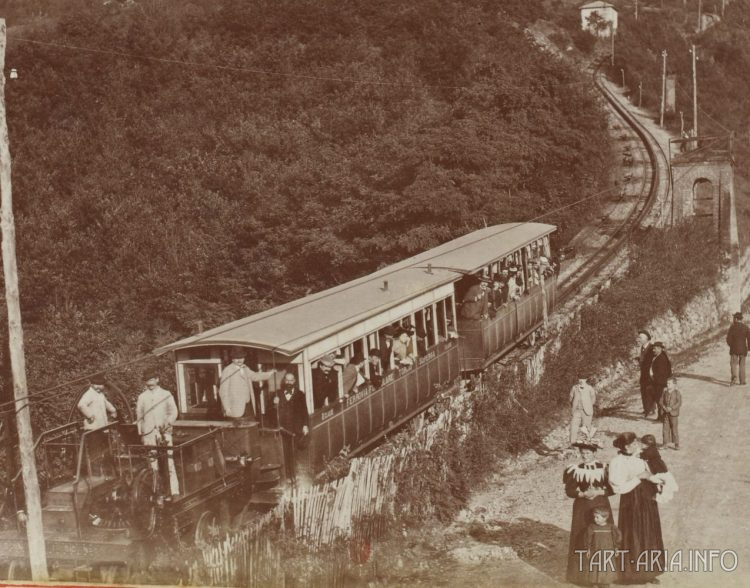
[156,222,557,481]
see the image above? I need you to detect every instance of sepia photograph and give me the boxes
[0,0,747,586]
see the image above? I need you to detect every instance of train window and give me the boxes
[177,360,222,415]
[425,306,437,348]
[436,299,447,340]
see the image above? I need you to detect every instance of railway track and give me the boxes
[557,62,671,303]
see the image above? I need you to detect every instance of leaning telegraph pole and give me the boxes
[0,19,49,580]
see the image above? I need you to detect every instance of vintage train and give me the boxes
[0,222,556,580]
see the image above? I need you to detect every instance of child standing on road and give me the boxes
[640,434,678,504]
[659,376,682,450]
[583,506,621,587]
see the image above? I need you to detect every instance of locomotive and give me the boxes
[0,222,556,580]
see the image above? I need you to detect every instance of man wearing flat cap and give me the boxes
[219,347,276,420]
[312,354,339,409]
[78,375,117,431]
[726,312,750,385]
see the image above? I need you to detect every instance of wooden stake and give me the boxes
[0,19,49,580]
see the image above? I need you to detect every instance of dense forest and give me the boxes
[0,0,615,427]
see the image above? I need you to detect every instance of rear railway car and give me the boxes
[0,222,556,580]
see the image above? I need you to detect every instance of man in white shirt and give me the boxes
[136,372,179,496]
[219,347,276,420]
[77,375,117,431]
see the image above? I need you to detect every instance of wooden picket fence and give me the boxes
[192,397,459,586]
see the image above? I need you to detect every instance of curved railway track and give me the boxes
[557,62,670,303]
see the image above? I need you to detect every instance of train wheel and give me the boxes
[194,510,222,549]
[130,468,159,538]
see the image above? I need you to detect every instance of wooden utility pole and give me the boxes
[635,0,639,20]
[659,50,668,128]
[0,20,48,581]
[692,44,699,136]
[722,0,726,17]
[697,0,703,31]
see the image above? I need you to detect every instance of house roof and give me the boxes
[154,222,556,357]
[580,1,617,10]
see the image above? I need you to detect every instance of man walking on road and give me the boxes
[569,376,597,446]
[726,312,750,386]
[636,330,655,417]
[650,342,671,421]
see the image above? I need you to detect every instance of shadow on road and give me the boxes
[469,517,568,583]
[673,371,730,387]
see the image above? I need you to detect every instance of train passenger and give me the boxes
[342,353,366,396]
[218,347,276,420]
[78,375,117,431]
[392,328,415,366]
[275,372,309,480]
[379,326,396,372]
[460,278,489,320]
[136,372,179,496]
[415,326,428,355]
[312,354,339,408]
[489,276,506,315]
[368,349,383,388]
[507,268,521,301]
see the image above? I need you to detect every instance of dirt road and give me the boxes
[376,336,750,586]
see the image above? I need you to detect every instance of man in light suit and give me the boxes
[136,372,180,496]
[569,376,597,446]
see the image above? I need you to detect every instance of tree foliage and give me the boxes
[0,0,613,429]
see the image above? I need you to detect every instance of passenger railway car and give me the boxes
[0,222,556,579]
[156,222,557,476]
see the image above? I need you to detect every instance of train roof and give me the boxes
[155,222,555,357]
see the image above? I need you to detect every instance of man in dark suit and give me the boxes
[650,341,672,421]
[275,372,309,480]
[636,330,655,417]
[726,312,750,385]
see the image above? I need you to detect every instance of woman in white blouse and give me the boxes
[609,432,666,584]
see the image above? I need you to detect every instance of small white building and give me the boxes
[580,1,618,37]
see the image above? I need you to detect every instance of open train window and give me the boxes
[177,359,222,415]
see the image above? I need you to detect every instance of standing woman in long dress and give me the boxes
[609,432,666,584]
[563,427,613,585]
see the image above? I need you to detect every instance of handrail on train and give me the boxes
[11,421,81,485]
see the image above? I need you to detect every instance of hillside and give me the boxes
[0,0,614,427]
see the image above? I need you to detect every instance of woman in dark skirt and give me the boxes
[564,427,613,585]
[609,432,666,584]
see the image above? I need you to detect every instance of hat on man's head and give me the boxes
[734,312,744,320]
[382,326,396,338]
[319,354,335,368]
[142,370,159,382]
[90,374,106,386]
[350,353,365,365]
[509,266,518,273]
[230,347,246,359]
[652,341,665,349]
[638,329,651,340]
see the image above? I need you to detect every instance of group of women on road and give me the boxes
[564,427,666,586]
